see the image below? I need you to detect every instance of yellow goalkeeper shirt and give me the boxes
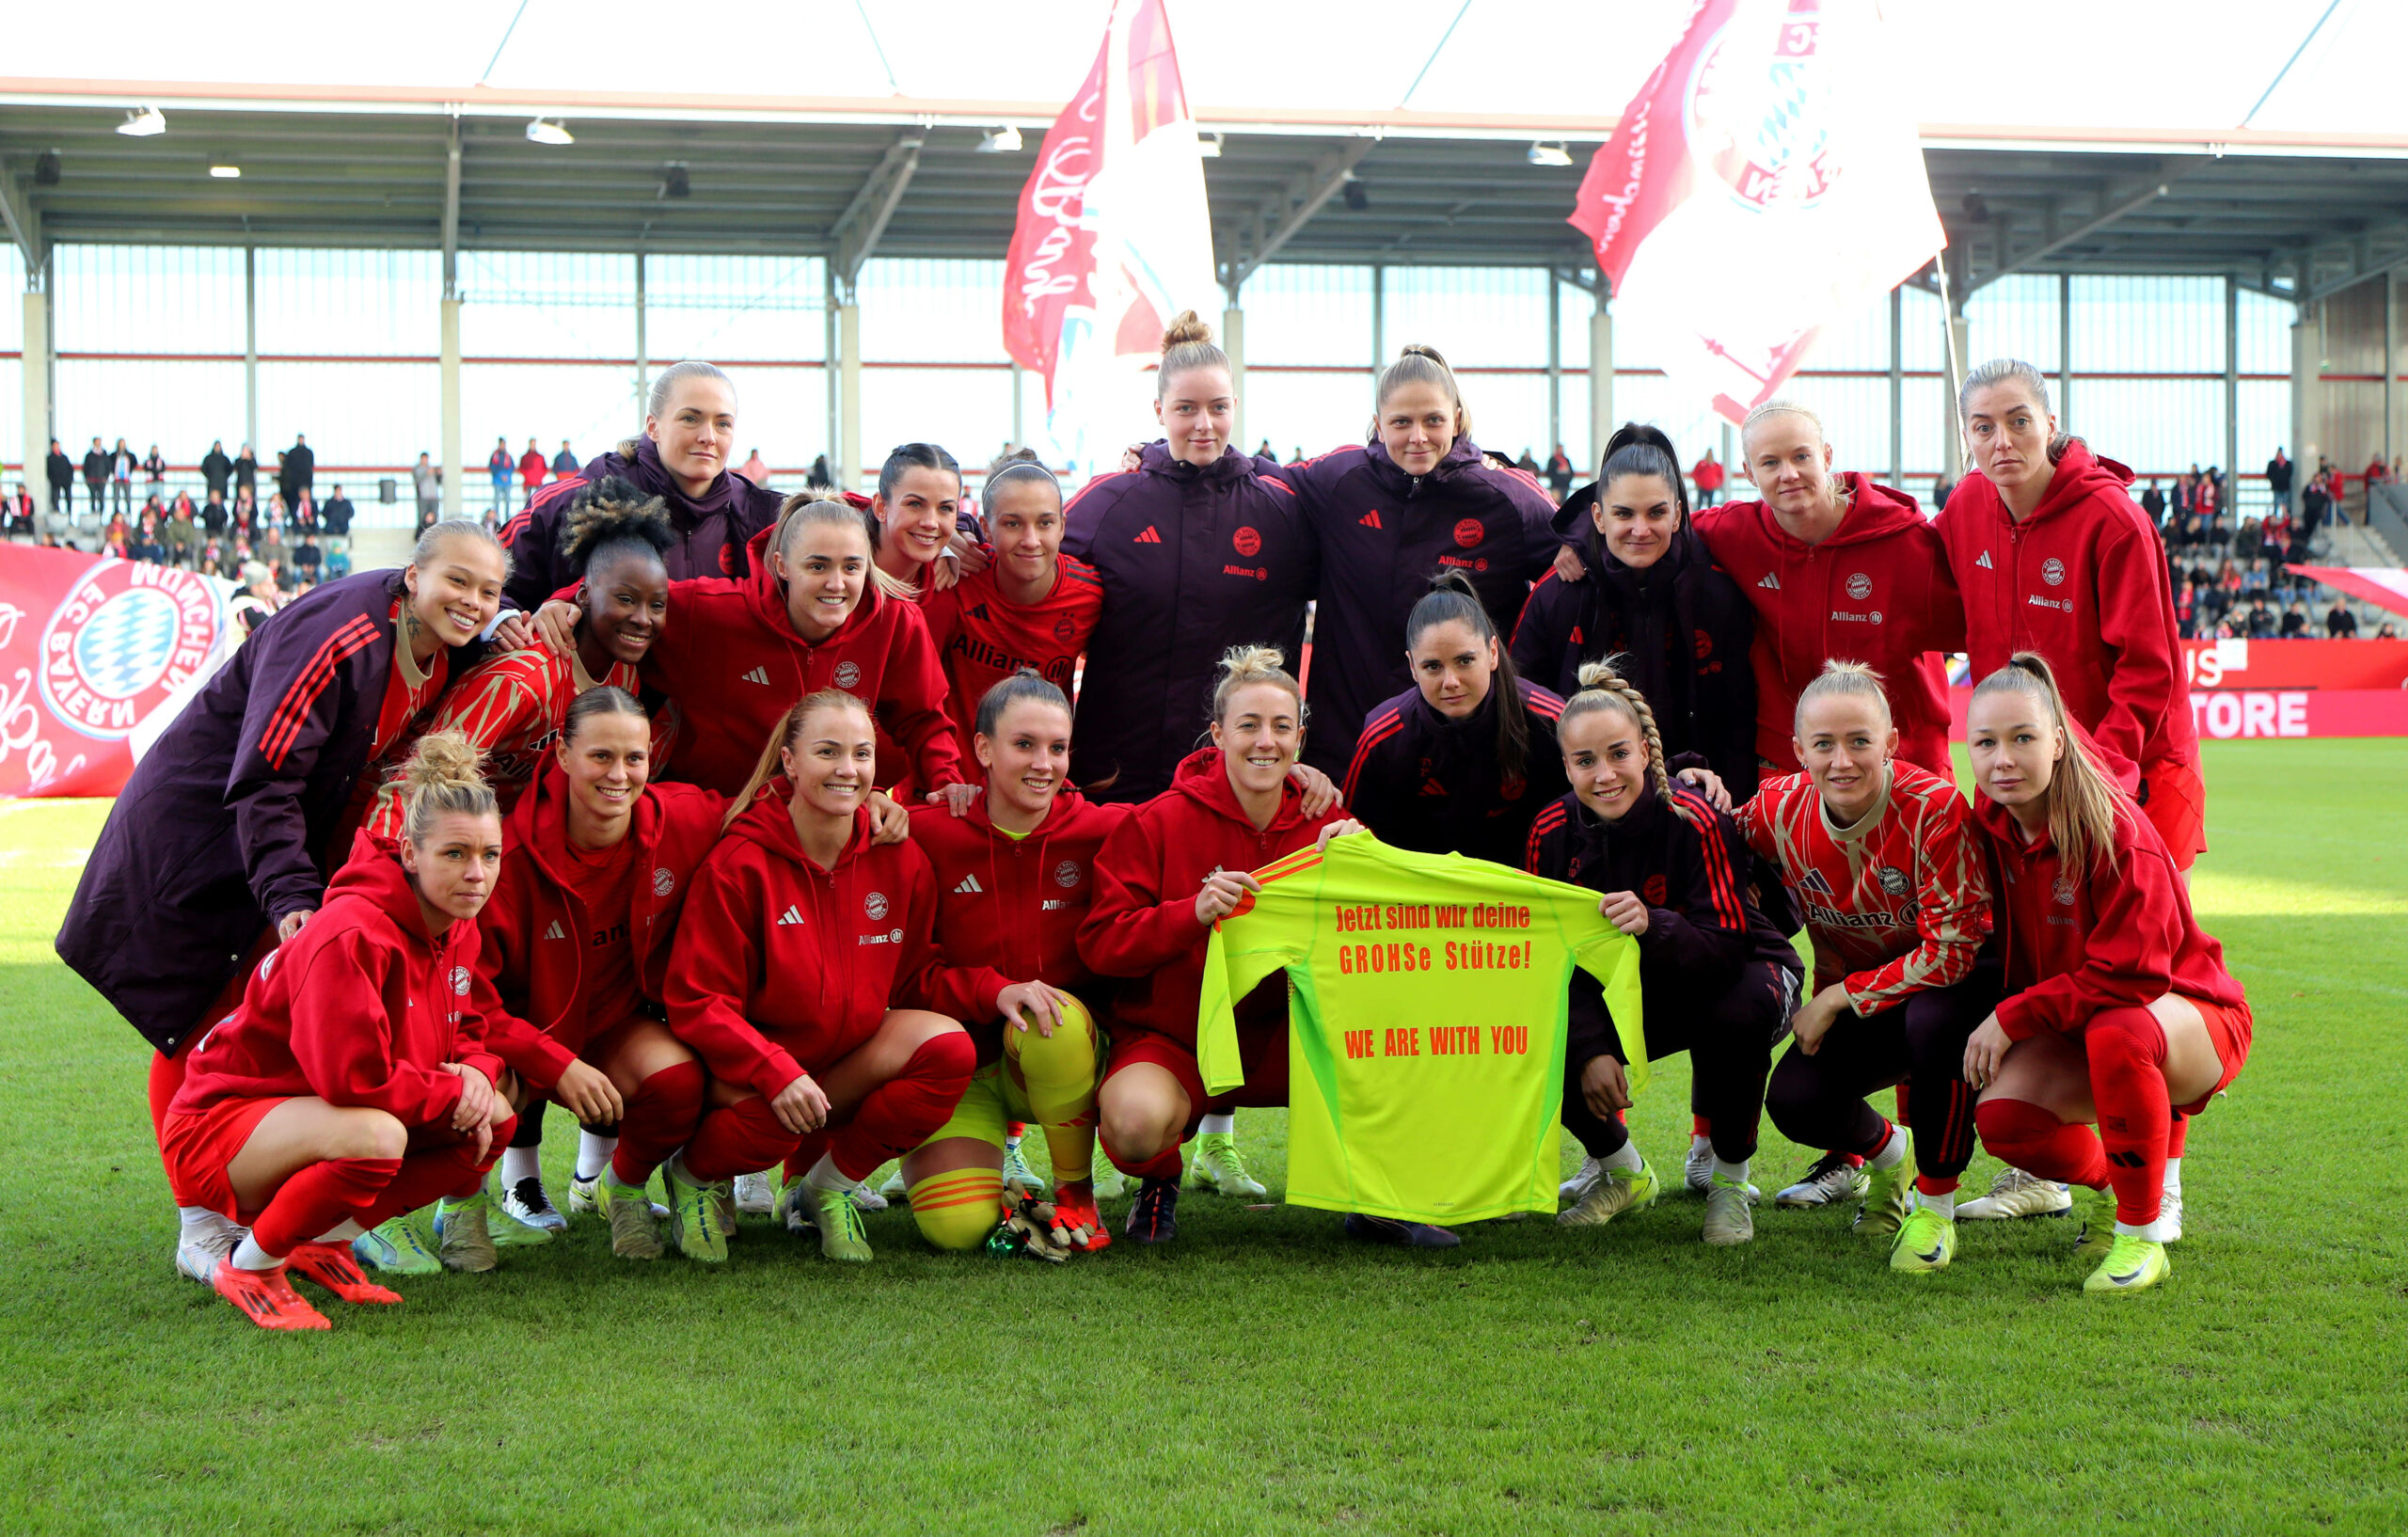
[1197,832,1644,1224]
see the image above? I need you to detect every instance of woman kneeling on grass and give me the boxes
[1962,655,2251,1294]
[896,671,1129,1252]
[162,734,518,1330]
[1740,662,1998,1272]
[645,691,975,1263]
[462,687,728,1263]
[1524,662,1803,1246]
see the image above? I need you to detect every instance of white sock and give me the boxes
[2163,1157,2183,1197]
[1199,1113,1235,1137]
[1712,1157,1751,1187]
[179,1205,236,1242]
[1689,1133,1714,1158]
[577,1132,617,1181]
[2116,1215,2179,1244]
[230,1234,282,1271]
[311,1219,365,1243]
[664,1153,705,1189]
[1868,1125,1908,1171]
[1913,1190,1956,1220]
[500,1147,541,1188]
[1600,1141,1644,1173]
[805,1153,853,1194]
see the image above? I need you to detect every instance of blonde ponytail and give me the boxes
[1561,658,1672,804]
[1971,652,2125,877]
[1793,658,1893,735]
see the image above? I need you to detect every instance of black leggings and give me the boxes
[1763,959,2002,1180]
[1563,960,1796,1165]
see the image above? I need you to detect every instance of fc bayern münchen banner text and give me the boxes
[0,548,238,798]
[1568,0,1944,425]
[1001,0,1218,470]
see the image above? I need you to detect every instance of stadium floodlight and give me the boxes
[525,118,575,146]
[976,125,1024,154]
[116,106,166,137]
[1198,133,1224,158]
[208,163,241,179]
[1526,141,1573,168]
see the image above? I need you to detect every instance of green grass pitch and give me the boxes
[2,740,2402,1535]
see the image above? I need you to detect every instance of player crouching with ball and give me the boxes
[161,734,519,1330]
[1525,661,1804,1246]
[1962,656,2250,1294]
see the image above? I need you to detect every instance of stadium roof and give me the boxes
[3,0,2403,305]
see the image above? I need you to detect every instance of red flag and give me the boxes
[0,548,239,798]
[1002,0,1217,462]
[1569,0,1943,425]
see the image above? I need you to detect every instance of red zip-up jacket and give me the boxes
[1693,475,1963,778]
[909,789,1130,1061]
[470,766,727,1085]
[1077,747,1345,1047]
[918,554,1105,766]
[169,832,505,1126]
[638,523,963,798]
[1972,793,2243,1043]
[664,793,947,1099]
[1935,441,2199,790]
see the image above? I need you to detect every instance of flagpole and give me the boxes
[1934,250,1966,483]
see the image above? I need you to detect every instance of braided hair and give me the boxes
[1560,658,1674,807]
[560,475,673,580]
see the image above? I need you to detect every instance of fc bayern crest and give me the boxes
[39,562,223,740]
[2041,558,2067,586]
[863,890,890,921]
[1232,526,1262,558]
[450,965,471,995]
[652,867,675,897]
[1876,865,1909,896]
[2052,876,2077,906]
[1846,572,1873,600]
[832,660,862,690]
[1054,859,1083,889]
[1687,2,1836,213]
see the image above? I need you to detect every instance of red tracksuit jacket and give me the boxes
[169,833,505,1127]
[1693,475,1963,779]
[1935,441,2199,789]
[664,794,946,1099]
[638,524,963,798]
[1077,748,1345,1048]
[908,790,1130,1061]
[1972,794,2243,1043]
[470,767,727,1084]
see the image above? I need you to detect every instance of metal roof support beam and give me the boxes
[440,117,461,300]
[0,152,41,275]
[2302,218,2408,303]
[830,130,923,299]
[1222,136,1376,293]
[1972,170,2189,291]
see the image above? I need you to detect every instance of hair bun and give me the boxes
[403,730,483,796]
[1575,659,1625,691]
[1161,310,1214,354]
[1399,342,1450,368]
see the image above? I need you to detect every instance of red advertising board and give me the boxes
[2179,639,2408,692]
[1947,641,2408,739]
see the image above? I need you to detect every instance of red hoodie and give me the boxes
[1935,441,2198,790]
[1694,474,1963,779]
[1077,748,1345,1047]
[637,524,963,798]
[470,766,727,1085]
[169,832,506,1125]
[664,792,945,1099]
[1972,793,2243,1043]
[909,789,1130,1061]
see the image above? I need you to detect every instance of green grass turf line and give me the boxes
[0,743,2403,1535]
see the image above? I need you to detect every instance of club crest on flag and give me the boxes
[1568,0,1944,426]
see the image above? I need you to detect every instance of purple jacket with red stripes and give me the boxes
[56,570,486,1053]
[497,437,782,615]
[1522,781,1802,1065]
[1061,442,1317,802]
[1275,437,1563,778]
[1341,676,1570,868]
